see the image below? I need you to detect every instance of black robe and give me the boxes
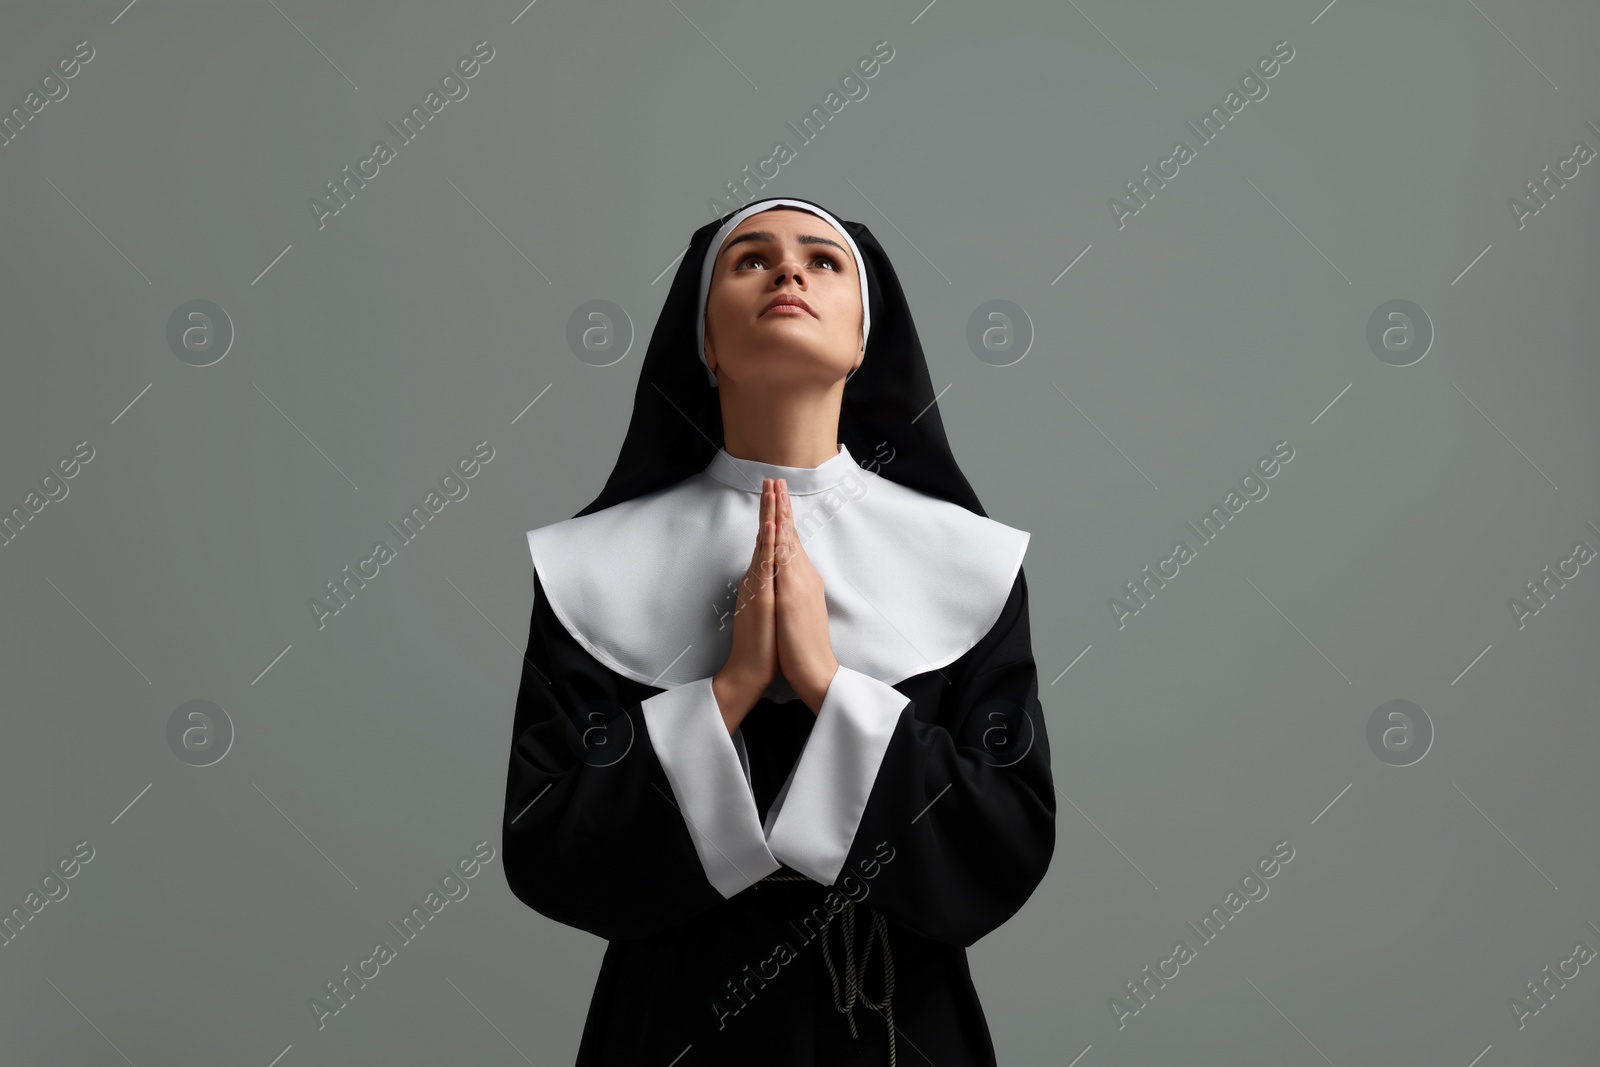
[501,567,1056,1066]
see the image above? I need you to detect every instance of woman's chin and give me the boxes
[727,358,847,389]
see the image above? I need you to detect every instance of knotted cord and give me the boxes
[760,871,896,1066]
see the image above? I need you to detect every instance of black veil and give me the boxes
[573,195,990,521]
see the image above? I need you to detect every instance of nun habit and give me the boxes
[502,196,1056,1066]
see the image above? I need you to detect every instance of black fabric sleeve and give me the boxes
[835,567,1057,947]
[500,572,729,942]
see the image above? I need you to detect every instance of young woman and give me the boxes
[502,196,1055,1065]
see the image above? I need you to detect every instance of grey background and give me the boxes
[2,0,1597,1064]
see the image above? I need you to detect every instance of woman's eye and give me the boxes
[736,254,840,271]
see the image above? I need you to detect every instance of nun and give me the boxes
[502,195,1056,1065]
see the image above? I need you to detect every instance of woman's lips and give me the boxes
[762,295,815,316]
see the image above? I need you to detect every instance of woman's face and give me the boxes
[703,207,863,389]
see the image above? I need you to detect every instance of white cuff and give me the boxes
[763,665,908,884]
[641,678,779,897]
[732,726,753,793]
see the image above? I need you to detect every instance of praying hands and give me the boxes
[713,478,840,731]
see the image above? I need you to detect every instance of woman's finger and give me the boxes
[779,481,800,560]
[764,480,777,569]
[744,481,771,602]
[760,486,774,581]
[750,479,765,564]
[749,481,769,579]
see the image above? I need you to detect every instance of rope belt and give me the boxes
[760,872,896,1066]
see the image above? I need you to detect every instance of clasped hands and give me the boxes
[713,478,839,732]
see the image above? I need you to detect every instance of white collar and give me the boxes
[704,442,859,496]
[525,443,1029,701]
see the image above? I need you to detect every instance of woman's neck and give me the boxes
[718,387,844,469]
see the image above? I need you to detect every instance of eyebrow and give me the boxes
[721,230,851,263]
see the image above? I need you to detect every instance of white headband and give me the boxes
[694,199,871,389]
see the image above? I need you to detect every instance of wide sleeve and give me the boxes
[762,566,1056,947]
[501,571,779,942]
